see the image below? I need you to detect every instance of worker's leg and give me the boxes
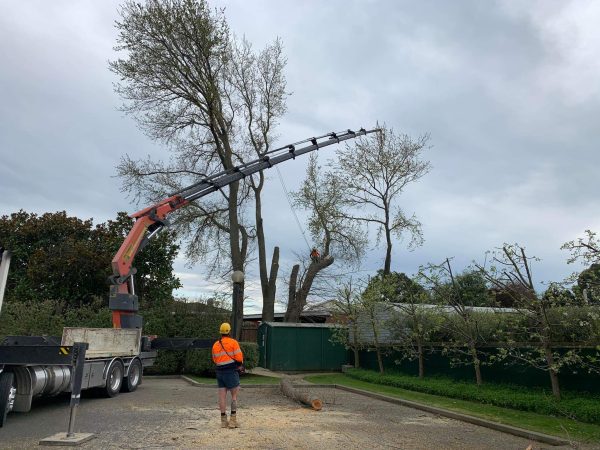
[218,387,229,427]
[218,387,227,413]
[228,376,241,428]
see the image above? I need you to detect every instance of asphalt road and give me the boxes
[0,377,572,449]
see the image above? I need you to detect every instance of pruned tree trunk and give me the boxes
[285,256,334,322]
[261,246,279,322]
[280,378,323,410]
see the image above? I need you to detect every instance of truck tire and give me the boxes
[104,360,124,398]
[123,358,142,393]
[0,372,16,427]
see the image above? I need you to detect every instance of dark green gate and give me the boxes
[257,322,347,371]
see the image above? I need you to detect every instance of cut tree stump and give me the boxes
[280,378,323,410]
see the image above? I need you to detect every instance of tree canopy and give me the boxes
[0,210,180,309]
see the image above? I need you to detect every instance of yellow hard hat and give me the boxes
[219,322,231,334]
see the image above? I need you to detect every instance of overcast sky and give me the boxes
[1,1,599,313]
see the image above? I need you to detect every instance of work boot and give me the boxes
[228,414,238,428]
[221,415,229,428]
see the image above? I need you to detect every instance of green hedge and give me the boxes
[346,368,600,425]
[149,342,259,376]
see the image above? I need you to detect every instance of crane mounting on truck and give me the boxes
[0,127,379,427]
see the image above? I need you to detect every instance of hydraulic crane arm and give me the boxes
[110,127,380,328]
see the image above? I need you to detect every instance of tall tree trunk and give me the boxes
[255,181,279,322]
[384,226,392,275]
[227,178,244,340]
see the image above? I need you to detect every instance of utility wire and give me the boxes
[275,165,312,252]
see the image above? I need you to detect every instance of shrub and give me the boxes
[145,350,186,375]
[184,349,212,375]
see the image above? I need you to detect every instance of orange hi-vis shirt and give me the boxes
[212,336,244,370]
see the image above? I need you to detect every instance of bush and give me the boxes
[146,350,186,375]
[240,342,258,370]
[184,349,212,375]
[346,368,600,424]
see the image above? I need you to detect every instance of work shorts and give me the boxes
[216,369,240,390]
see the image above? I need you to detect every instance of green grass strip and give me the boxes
[304,373,600,444]
[344,368,600,425]
[185,373,280,385]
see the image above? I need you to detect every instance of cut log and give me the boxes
[280,378,323,411]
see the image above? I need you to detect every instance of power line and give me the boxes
[275,165,312,252]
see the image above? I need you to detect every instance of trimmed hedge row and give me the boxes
[346,368,600,425]
[146,342,259,376]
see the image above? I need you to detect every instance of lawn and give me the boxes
[304,373,600,444]
[185,373,281,385]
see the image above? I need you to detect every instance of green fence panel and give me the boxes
[258,323,348,371]
[354,347,600,393]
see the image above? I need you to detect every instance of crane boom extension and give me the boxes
[110,127,379,328]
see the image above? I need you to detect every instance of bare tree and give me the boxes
[336,125,431,275]
[109,0,288,336]
[285,155,367,322]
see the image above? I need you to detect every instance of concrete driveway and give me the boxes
[0,377,564,449]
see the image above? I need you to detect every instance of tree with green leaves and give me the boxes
[0,210,180,310]
[562,230,600,305]
[285,154,367,322]
[335,125,431,275]
[110,0,288,337]
[420,260,488,385]
[330,279,366,368]
[366,271,440,378]
[476,244,593,400]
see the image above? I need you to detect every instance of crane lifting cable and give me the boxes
[275,164,312,252]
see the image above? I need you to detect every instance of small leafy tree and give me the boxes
[330,279,366,368]
[477,244,589,400]
[420,260,488,385]
[388,297,442,379]
[286,154,367,322]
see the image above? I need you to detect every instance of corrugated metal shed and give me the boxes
[257,322,347,371]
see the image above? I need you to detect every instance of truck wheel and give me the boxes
[104,360,124,398]
[123,359,142,393]
[0,372,16,427]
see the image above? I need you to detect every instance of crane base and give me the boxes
[39,432,95,446]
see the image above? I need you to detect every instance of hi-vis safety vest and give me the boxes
[212,336,243,367]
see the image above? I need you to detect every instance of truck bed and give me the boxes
[61,328,141,359]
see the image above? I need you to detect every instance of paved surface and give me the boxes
[0,377,571,449]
